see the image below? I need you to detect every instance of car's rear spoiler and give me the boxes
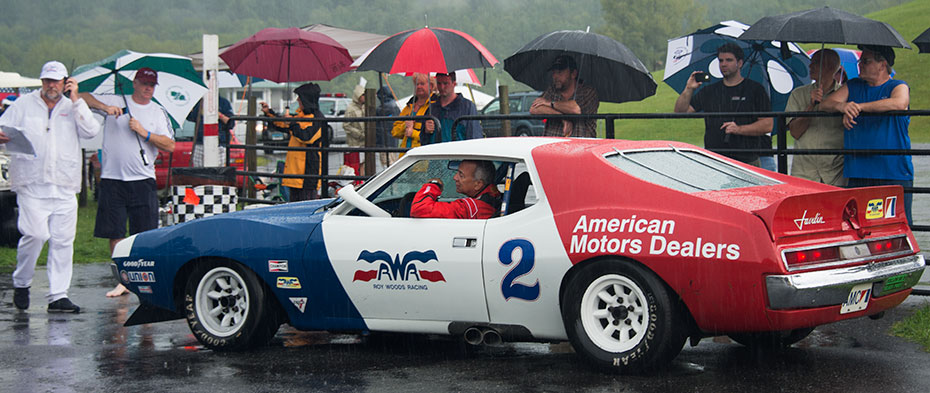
[752,185,907,240]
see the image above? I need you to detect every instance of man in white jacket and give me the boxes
[0,61,100,313]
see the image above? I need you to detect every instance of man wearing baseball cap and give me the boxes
[822,45,914,224]
[80,67,176,297]
[530,55,600,138]
[0,60,101,313]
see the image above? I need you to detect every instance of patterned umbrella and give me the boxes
[352,27,498,75]
[664,21,810,112]
[72,50,206,128]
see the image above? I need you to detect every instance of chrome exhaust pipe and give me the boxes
[482,328,503,346]
[464,327,484,345]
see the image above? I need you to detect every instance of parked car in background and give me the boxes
[0,152,20,246]
[261,93,350,152]
[480,91,544,137]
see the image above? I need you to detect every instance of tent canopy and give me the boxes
[190,24,387,71]
[0,71,42,89]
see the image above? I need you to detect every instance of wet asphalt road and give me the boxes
[2,262,930,392]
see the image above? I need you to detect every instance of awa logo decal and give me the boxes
[276,277,301,289]
[793,210,825,230]
[866,199,884,219]
[352,250,445,291]
[289,297,307,313]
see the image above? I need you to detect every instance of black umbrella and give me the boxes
[739,7,911,48]
[503,30,656,103]
[914,27,930,53]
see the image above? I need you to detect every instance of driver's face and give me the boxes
[453,161,481,196]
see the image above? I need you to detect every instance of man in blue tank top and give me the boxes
[822,45,912,224]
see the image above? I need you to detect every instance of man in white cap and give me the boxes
[0,60,101,313]
[80,67,175,297]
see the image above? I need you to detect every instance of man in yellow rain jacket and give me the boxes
[261,83,325,201]
[392,73,433,155]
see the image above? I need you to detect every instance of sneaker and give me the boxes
[13,287,29,310]
[48,298,80,314]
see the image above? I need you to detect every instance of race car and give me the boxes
[111,137,925,372]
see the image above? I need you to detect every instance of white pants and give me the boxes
[13,194,78,302]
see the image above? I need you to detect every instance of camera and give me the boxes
[62,76,71,98]
[693,72,710,83]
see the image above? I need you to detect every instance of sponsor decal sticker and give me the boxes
[289,297,307,313]
[352,250,444,291]
[120,270,129,283]
[568,215,741,260]
[138,285,153,294]
[122,258,155,268]
[276,277,301,289]
[793,210,825,231]
[866,199,884,219]
[885,196,897,219]
[127,271,155,283]
[268,260,288,273]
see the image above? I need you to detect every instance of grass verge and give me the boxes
[0,199,112,273]
[891,302,930,352]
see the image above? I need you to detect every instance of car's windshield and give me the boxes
[605,148,780,192]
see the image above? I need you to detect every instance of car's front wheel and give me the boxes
[562,260,685,373]
[184,263,279,351]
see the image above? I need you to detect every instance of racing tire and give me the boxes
[184,262,278,351]
[728,327,815,349]
[562,260,685,373]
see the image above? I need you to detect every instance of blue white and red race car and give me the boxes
[112,137,925,372]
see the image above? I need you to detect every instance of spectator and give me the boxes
[822,45,913,223]
[0,61,100,312]
[375,86,400,168]
[410,160,501,219]
[80,67,174,298]
[422,72,482,144]
[392,73,433,154]
[530,55,599,137]
[0,95,17,117]
[343,84,365,176]
[786,49,847,186]
[261,83,325,202]
[674,42,773,166]
[186,96,236,167]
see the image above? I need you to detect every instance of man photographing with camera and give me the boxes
[674,42,773,167]
[0,61,101,313]
[80,67,175,297]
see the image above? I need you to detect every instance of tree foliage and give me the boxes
[600,0,705,70]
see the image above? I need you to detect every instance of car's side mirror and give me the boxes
[337,185,391,217]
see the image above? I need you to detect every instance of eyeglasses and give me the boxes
[858,57,879,65]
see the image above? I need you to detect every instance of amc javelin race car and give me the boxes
[112,137,925,372]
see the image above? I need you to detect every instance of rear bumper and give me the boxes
[765,254,925,310]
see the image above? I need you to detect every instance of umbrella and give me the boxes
[352,27,499,75]
[914,27,930,53]
[739,6,911,48]
[663,21,810,112]
[808,48,860,79]
[72,50,207,129]
[220,27,353,83]
[504,29,656,103]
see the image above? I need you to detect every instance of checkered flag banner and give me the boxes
[169,185,238,224]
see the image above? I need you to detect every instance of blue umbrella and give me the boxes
[663,21,811,112]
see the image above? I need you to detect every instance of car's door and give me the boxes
[322,159,491,326]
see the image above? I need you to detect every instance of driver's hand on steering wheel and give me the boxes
[427,178,443,190]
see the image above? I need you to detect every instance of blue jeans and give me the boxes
[846,178,913,225]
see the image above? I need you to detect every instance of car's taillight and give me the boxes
[785,246,841,269]
[867,237,908,255]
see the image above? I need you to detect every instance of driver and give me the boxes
[410,160,501,219]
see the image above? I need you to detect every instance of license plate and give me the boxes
[840,283,873,314]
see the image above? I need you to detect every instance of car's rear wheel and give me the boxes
[516,126,530,137]
[728,327,815,349]
[184,262,279,351]
[562,260,685,373]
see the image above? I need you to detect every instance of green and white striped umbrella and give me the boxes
[72,50,206,128]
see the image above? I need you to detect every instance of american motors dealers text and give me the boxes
[571,215,740,260]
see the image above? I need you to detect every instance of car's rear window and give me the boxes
[605,148,779,192]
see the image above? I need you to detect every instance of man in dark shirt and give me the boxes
[674,42,773,166]
[530,55,599,138]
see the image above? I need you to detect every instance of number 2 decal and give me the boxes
[499,239,540,301]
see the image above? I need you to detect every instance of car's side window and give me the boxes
[483,100,500,115]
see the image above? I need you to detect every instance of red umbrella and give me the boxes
[352,27,498,74]
[220,27,352,82]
